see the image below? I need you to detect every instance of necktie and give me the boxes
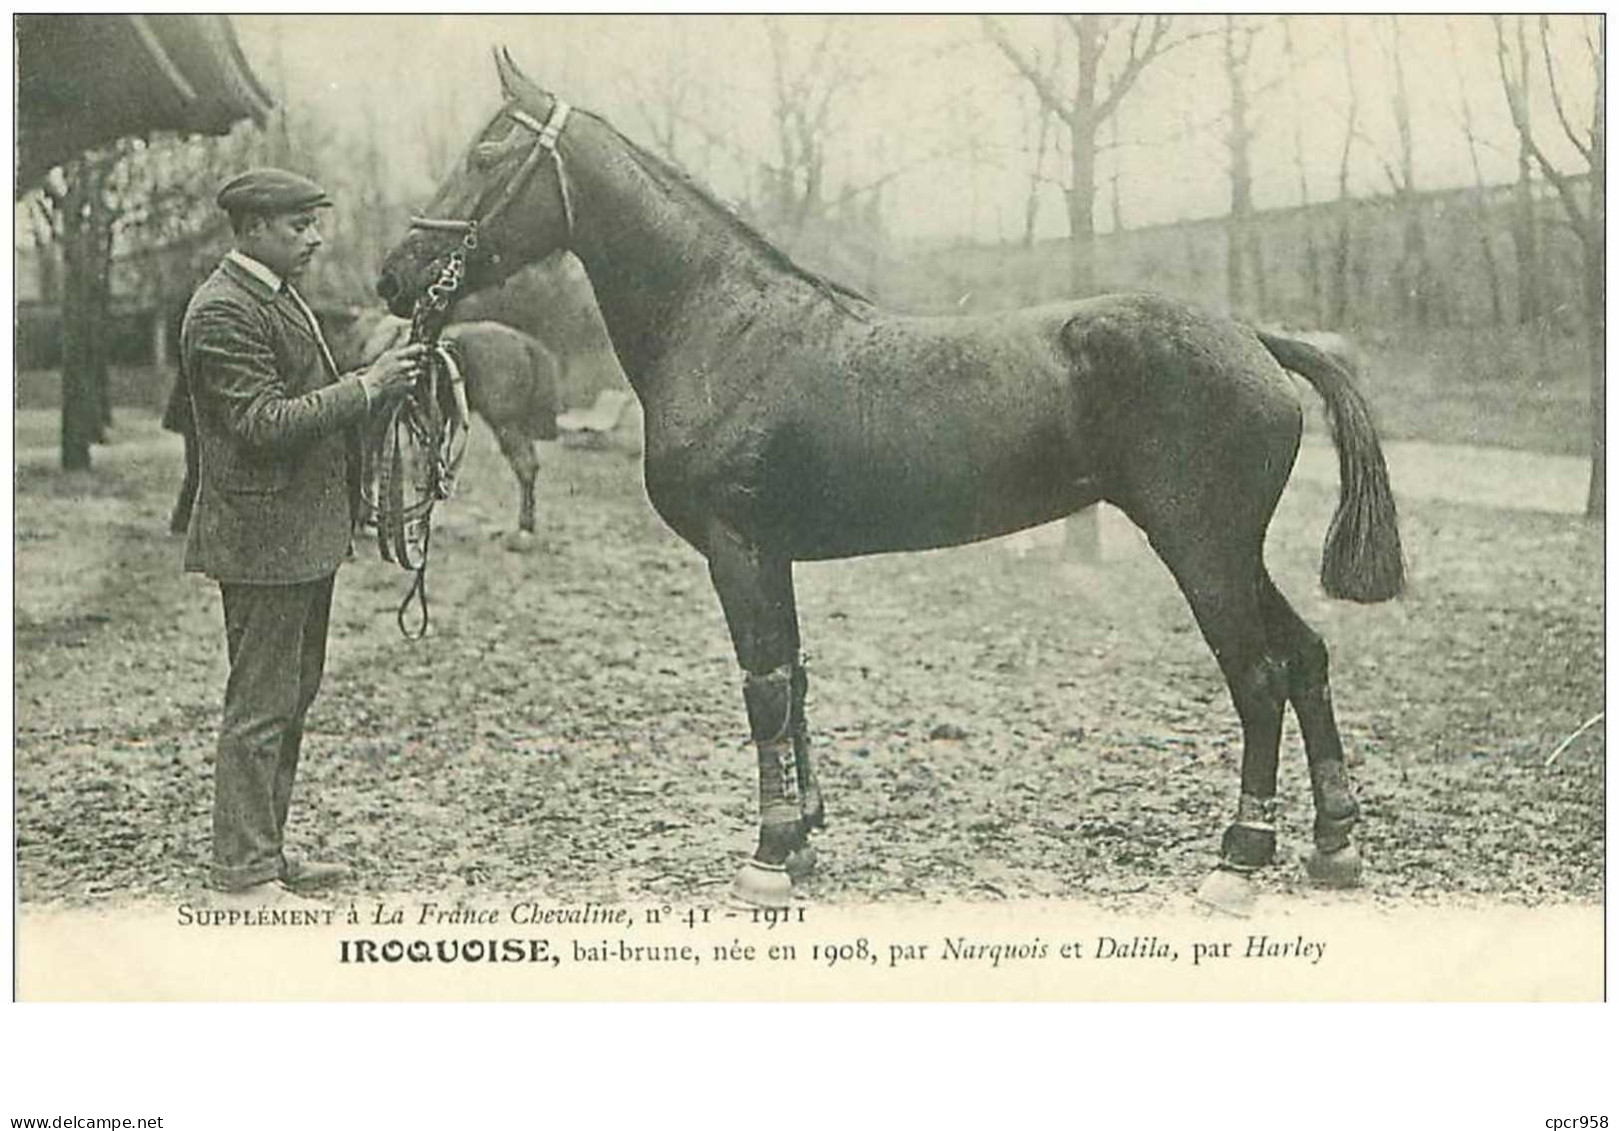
[283,283,341,377]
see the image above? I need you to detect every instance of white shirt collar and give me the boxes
[226,249,284,293]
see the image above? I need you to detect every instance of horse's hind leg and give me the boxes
[491,424,539,534]
[1259,575,1363,887]
[1141,524,1287,913]
[705,522,819,906]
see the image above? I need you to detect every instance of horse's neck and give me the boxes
[564,131,810,395]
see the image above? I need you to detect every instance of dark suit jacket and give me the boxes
[181,257,369,584]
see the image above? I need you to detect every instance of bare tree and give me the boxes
[1282,17,1325,325]
[982,15,1190,558]
[624,15,705,168]
[1494,14,1605,519]
[1221,15,1269,317]
[1328,17,1363,329]
[1501,16,1544,324]
[39,146,125,470]
[759,16,873,236]
[1015,70,1060,251]
[1445,18,1506,327]
[983,14,1183,296]
[1107,110,1125,236]
[1373,15,1439,328]
[28,124,273,470]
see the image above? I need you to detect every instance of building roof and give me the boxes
[15,14,274,191]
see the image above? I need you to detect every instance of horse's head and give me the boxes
[377,48,574,321]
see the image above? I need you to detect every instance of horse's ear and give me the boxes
[493,45,538,99]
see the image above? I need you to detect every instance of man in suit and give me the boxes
[181,167,425,905]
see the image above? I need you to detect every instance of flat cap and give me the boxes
[216,167,332,215]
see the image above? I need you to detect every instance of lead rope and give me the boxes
[382,98,572,640]
[378,223,477,639]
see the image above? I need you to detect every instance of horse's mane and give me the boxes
[597,113,874,319]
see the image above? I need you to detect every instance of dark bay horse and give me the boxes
[378,51,1404,910]
[351,313,561,535]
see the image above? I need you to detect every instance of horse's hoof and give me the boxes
[1306,844,1363,889]
[1195,868,1257,917]
[732,860,792,907]
[784,842,817,879]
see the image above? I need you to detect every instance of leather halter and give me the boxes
[410,99,573,243]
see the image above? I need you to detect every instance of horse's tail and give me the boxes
[1257,330,1405,603]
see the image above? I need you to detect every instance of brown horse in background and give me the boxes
[354,314,561,534]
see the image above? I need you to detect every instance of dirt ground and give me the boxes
[11,407,1605,911]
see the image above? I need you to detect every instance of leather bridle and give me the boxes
[408,98,574,256]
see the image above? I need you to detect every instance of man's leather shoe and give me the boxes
[282,856,352,889]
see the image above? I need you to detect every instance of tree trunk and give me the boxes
[1285,17,1324,324]
[1329,203,1354,330]
[1388,17,1433,328]
[60,268,100,471]
[1329,19,1360,330]
[1510,17,1542,326]
[1063,126,1101,552]
[1064,22,1103,555]
[1400,203,1432,327]
[1586,314,1605,521]
[1224,17,1254,316]
[1065,139,1098,296]
[1225,221,1245,315]
[1583,219,1605,520]
[58,155,116,471]
[1448,18,1506,327]
[1066,16,1102,298]
[92,242,114,439]
[1586,30,1606,521]
[1022,103,1052,251]
[1512,154,1541,324]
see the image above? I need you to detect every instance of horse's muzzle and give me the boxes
[376,270,419,320]
[375,269,403,306]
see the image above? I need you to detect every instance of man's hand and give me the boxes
[359,342,429,403]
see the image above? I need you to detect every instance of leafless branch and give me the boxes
[1248,68,1291,104]
[1096,15,1171,123]
[1539,15,1594,164]
[1229,15,1261,69]
[1446,18,1494,192]
[1356,124,1402,193]
[982,17,1074,126]
[1494,14,1589,233]
[828,153,941,206]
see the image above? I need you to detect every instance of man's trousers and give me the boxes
[210,574,335,891]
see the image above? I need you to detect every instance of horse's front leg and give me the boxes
[705,521,816,906]
[792,660,825,832]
